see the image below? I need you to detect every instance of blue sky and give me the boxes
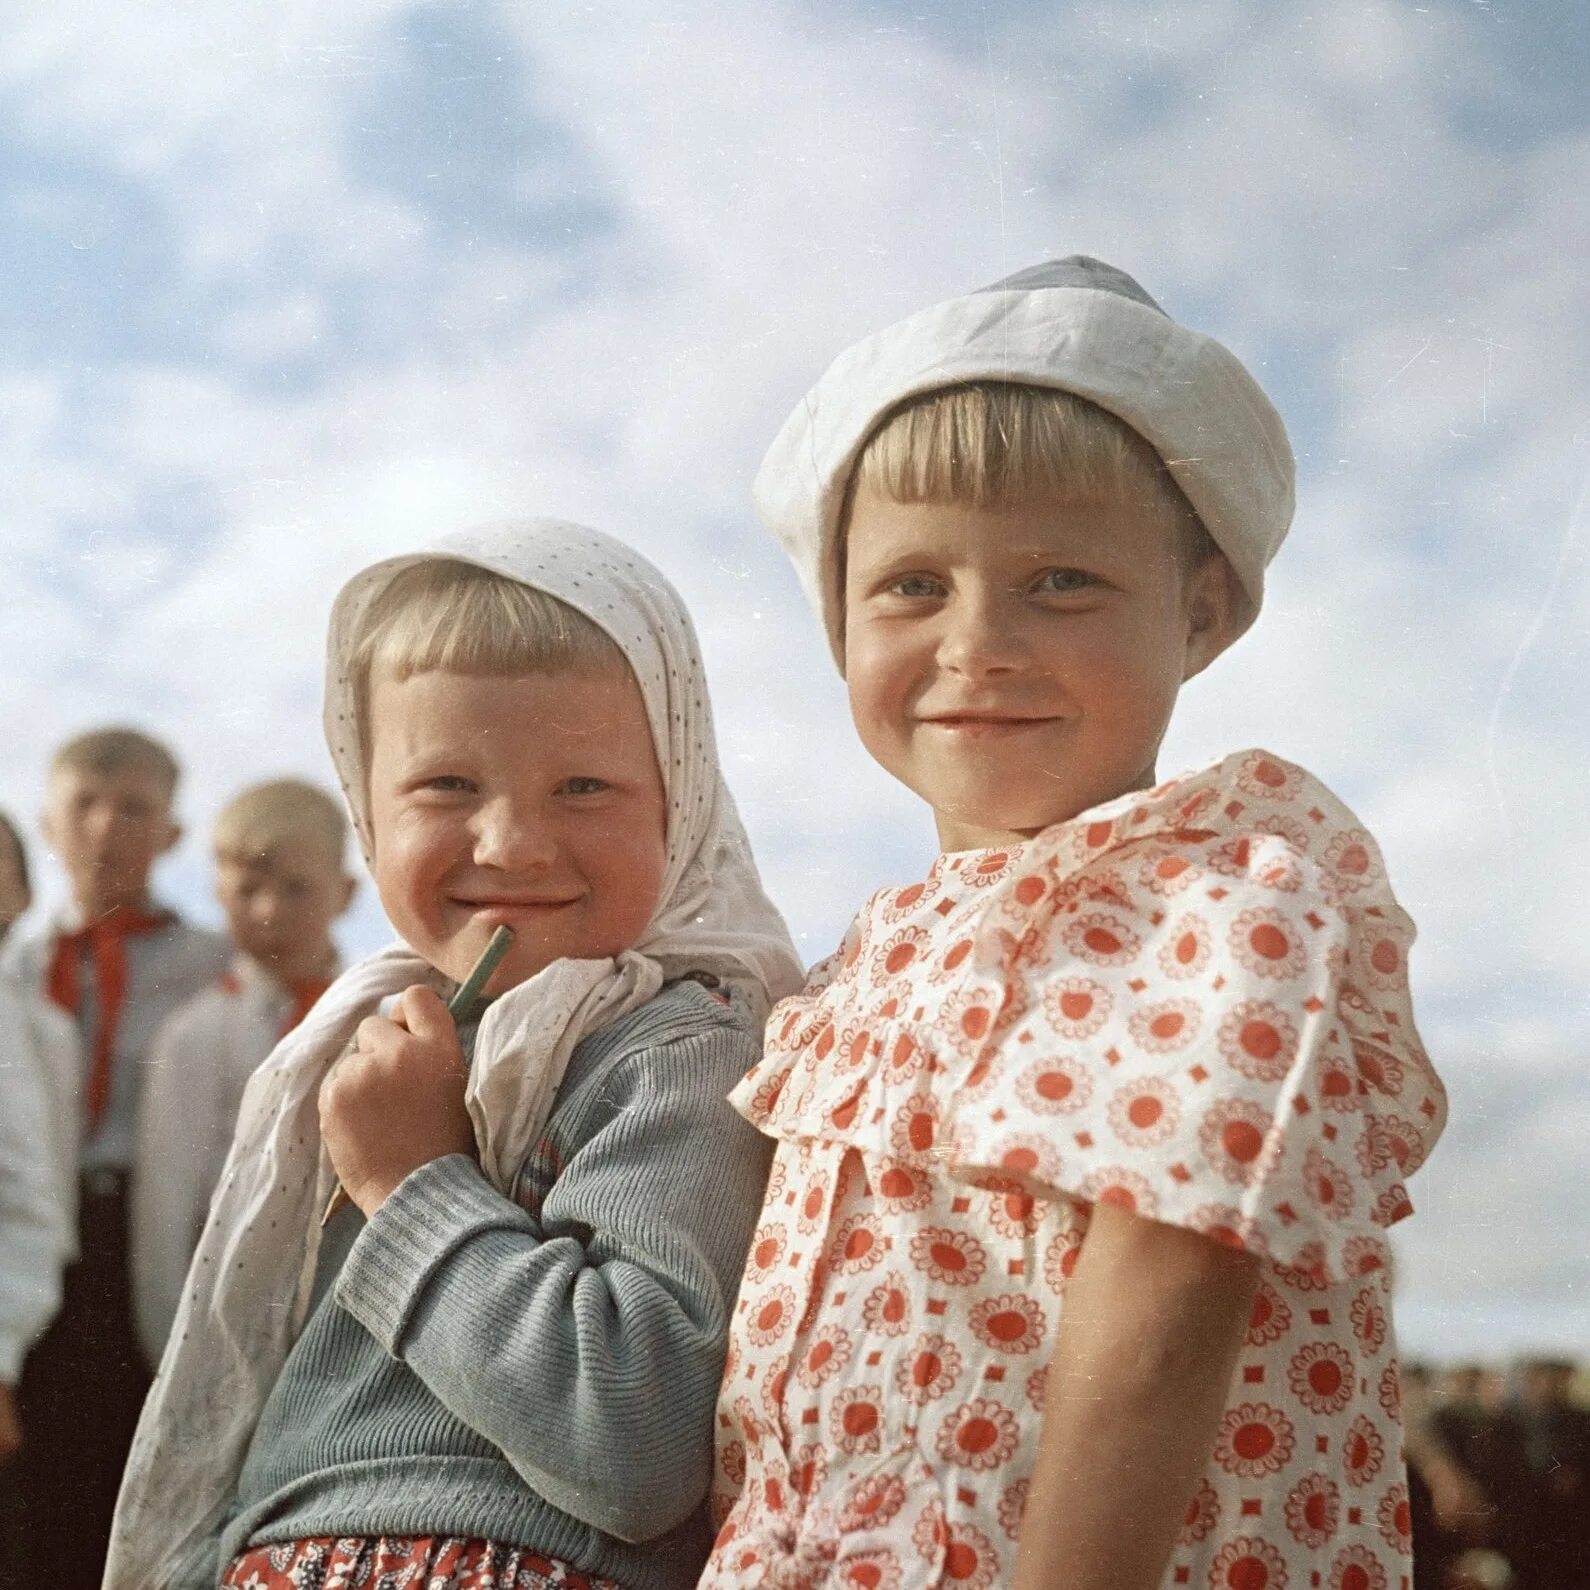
[2,0,1586,1357]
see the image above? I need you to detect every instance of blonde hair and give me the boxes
[213,779,348,871]
[846,381,1215,568]
[349,558,626,750]
[52,727,180,799]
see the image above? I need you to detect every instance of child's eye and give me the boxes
[421,775,475,795]
[1033,567,1095,594]
[561,777,609,796]
[886,573,946,599]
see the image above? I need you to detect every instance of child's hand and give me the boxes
[319,985,475,1217]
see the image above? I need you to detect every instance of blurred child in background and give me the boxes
[0,814,73,1478]
[132,778,354,1365]
[0,730,228,1590]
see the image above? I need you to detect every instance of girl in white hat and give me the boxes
[704,259,1446,1590]
[107,521,802,1590]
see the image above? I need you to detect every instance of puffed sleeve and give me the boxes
[942,752,1446,1286]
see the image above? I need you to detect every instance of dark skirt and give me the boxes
[0,1170,151,1590]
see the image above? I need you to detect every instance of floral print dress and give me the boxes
[703,751,1446,1590]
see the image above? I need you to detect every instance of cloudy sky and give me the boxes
[3,1,1585,1360]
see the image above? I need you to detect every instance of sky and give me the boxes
[2,0,1586,1361]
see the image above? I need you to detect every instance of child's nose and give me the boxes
[937,593,1024,678]
[472,798,557,869]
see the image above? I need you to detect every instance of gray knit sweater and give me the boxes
[177,981,770,1590]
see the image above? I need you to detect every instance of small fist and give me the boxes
[319,984,476,1216]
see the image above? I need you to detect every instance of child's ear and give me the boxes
[337,874,357,917]
[1180,557,1240,683]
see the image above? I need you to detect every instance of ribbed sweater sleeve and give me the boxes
[334,1022,771,1545]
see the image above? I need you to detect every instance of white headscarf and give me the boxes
[106,520,801,1590]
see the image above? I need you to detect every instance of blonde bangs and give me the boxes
[354,559,624,687]
[848,382,1212,563]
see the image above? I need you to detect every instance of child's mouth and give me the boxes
[453,897,582,923]
[920,714,1060,738]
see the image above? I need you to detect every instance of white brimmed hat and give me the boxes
[753,256,1295,668]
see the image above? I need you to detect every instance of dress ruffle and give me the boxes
[732,749,1445,1284]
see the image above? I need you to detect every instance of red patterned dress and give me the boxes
[702,751,1445,1590]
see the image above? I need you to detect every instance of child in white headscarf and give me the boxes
[107,521,802,1590]
[704,259,1446,1590]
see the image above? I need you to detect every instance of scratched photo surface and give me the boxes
[2,2,1585,1361]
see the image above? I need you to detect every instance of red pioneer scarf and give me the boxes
[46,904,173,1134]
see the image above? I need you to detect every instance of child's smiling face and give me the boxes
[843,486,1237,851]
[366,663,669,993]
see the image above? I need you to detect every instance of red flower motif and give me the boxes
[1042,1226,1083,1295]
[789,1441,828,1499]
[873,1159,932,1212]
[908,1227,987,1286]
[935,1398,1021,1472]
[745,1285,796,1347]
[1214,1402,1297,1478]
[1218,999,1300,1082]
[795,1169,830,1235]
[1078,1166,1158,1218]
[1200,1098,1279,1185]
[887,1091,942,1162]
[1350,1288,1388,1353]
[1284,1472,1341,1548]
[1376,1482,1412,1551]
[1304,1146,1356,1222]
[1157,911,1213,978]
[1140,848,1205,898]
[1361,927,1410,991]
[895,1333,964,1405]
[1246,1279,1293,1346]
[1015,1055,1093,1116]
[1107,1078,1181,1146]
[1127,997,1201,1053]
[969,1293,1047,1355]
[1342,1414,1387,1487]
[1180,1478,1221,1545]
[838,1472,906,1530]
[744,1223,787,1282]
[1288,1341,1356,1416]
[1378,1362,1401,1420]
[937,1522,998,1590]
[879,876,941,923]
[1206,1535,1289,1589]
[829,1386,884,1456]
[1229,906,1307,980]
[1063,910,1142,967]
[1237,752,1304,802]
[860,1273,911,1337]
[871,925,931,984]
[1328,1544,1388,1590]
[996,1479,1028,1541]
[795,1326,854,1390]
[829,1213,887,1275]
[1040,976,1112,1037]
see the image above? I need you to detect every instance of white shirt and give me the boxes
[0,973,75,1381]
[131,958,330,1367]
